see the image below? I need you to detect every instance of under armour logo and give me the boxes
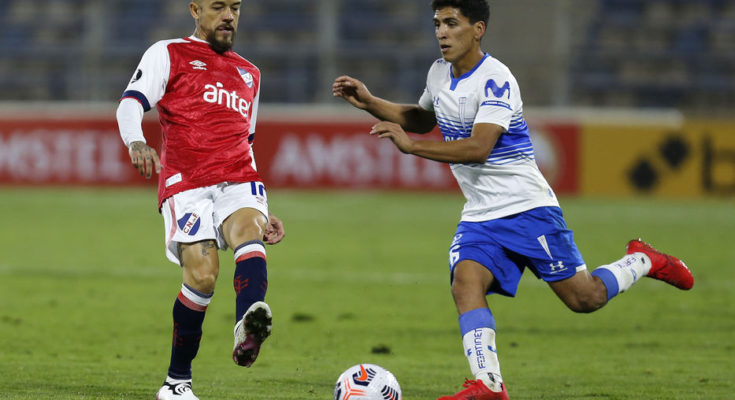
[549,260,567,273]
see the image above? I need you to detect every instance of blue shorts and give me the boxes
[448,206,586,297]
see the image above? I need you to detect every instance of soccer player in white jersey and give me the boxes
[333,0,694,399]
[116,1,285,399]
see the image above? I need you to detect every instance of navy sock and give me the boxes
[233,240,268,321]
[167,284,212,380]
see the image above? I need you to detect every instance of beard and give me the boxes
[205,29,235,54]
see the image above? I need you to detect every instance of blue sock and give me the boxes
[233,240,268,321]
[591,268,620,302]
[168,284,212,380]
[458,307,496,336]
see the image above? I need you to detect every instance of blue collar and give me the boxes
[449,53,490,91]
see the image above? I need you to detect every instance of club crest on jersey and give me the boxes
[190,60,207,70]
[177,212,201,236]
[237,67,254,88]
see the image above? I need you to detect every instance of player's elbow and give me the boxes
[463,147,492,164]
[409,124,434,134]
[404,107,436,134]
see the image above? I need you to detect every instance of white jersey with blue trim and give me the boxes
[418,54,559,221]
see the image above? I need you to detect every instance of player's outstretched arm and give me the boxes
[371,122,503,164]
[264,214,285,245]
[128,141,161,179]
[332,75,436,134]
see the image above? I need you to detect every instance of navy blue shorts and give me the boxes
[448,206,586,297]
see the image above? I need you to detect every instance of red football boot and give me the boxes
[626,239,694,290]
[437,379,509,400]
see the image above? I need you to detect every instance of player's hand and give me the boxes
[264,213,285,245]
[332,75,373,110]
[128,141,161,179]
[370,121,415,154]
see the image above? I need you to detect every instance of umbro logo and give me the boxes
[190,60,207,70]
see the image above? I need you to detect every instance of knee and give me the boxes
[224,212,268,246]
[188,267,218,293]
[230,221,265,242]
[450,263,492,310]
[451,268,480,296]
[185,257,220,293]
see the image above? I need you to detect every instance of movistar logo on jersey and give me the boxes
[485,79,511,99]
[203,82,251,118]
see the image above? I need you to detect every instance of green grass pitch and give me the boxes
[0,188,733,399]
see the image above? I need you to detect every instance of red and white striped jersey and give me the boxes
[120,36,262,208]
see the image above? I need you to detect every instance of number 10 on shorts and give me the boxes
[250,181,266,197]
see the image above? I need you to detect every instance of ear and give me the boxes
[474,21,486,40]
[189,2,200,20]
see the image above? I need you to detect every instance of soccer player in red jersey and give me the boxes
[116,1,283,399]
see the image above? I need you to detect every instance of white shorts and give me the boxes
[161,181,269,265]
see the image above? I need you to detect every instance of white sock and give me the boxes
[462,328,503,391]
[594,253,651,295]
[165,376,191,384]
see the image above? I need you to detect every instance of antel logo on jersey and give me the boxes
[190,60,207,70]
[203,82,251,118]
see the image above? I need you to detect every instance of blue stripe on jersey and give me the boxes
[487,114,535,165]
[121,90,151,112]
[436,114,471,139]
[489,143,535,164]
[438,107,535,165]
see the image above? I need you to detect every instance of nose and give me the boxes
[435,23,447,39]
[223,8,234,21]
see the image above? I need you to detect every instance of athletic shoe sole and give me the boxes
[233,301,272,367]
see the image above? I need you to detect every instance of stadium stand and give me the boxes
[0,0,731,111]
[571,0,735,112]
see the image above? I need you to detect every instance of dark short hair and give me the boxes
[431,0,490,26]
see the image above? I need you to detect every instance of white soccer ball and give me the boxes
[333,363,402,400]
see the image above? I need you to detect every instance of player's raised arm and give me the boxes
[332,75,436,134]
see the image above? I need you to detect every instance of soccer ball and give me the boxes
[333,363,402,400]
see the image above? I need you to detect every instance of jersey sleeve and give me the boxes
[418,86,434,112]
[473,69,521,131]
[116,98,146,147]
[120,40,171,112]
[418,62,438,111]
[249,82,260,137]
